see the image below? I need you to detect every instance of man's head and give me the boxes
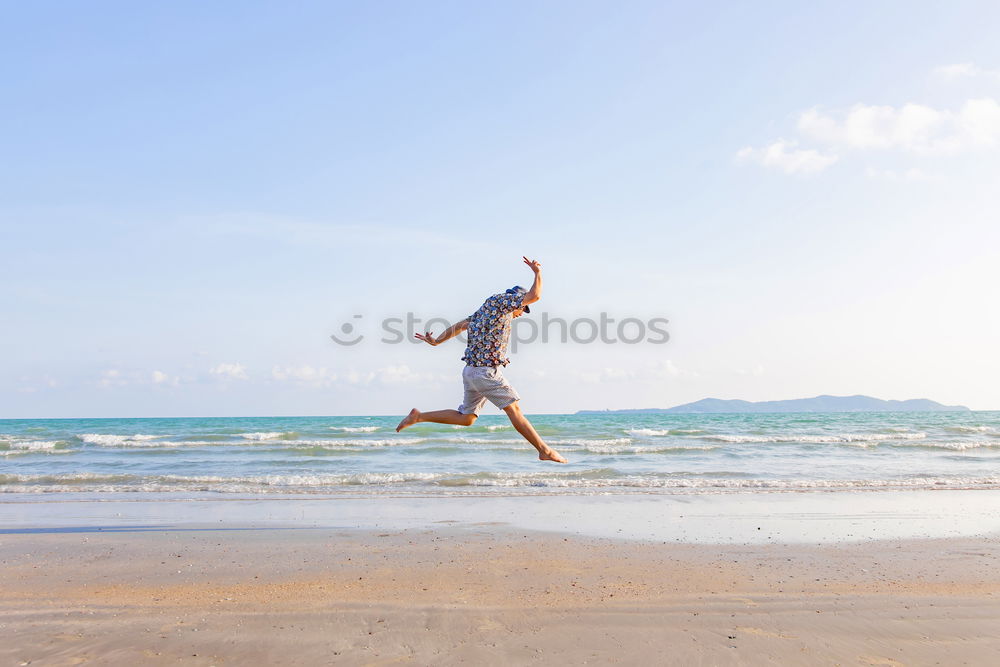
[506,286,530,317]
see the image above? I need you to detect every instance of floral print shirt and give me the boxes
[461,291,525,367]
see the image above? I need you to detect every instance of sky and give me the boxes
[3,1,1000,417]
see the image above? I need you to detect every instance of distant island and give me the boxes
[576,395,970,415]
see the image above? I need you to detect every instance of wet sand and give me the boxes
[3,522,1000,665]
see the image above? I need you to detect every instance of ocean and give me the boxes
[3,411,1000,497]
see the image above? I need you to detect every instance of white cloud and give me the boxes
[373,365,434,385]
[343,369,375,385]
[932,63,1000,82]
[210,363,249,381]
[739,81,1000,176]
[151,370,180,387]
[797,99,1000,153]
[97,368,127,389]
[573,360,696,384]
[735,140,838,174]
[574,367,633,384]
[961,98,1000,145]
[268,364,441,388]
[798,104,944,150]
[16,375,59,393]
[649,359,699,379]
[96,368,182,389]
[650,359,682,377]
[738,64,1000,176]
[271,365,336,387]
[352,365,442,387]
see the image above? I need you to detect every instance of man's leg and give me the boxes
[502,401,568,463]
[396,408,476,432]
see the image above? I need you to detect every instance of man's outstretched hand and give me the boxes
[523,256,542,273]
[415,331,439,346]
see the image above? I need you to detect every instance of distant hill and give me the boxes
[576,395,970,415]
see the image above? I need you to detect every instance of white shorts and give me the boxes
[457,365,520,415]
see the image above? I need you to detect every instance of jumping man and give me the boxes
[395,257,568,463]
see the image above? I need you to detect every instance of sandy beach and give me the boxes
[4,494,1000,665]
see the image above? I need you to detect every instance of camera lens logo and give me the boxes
[330,315,364,346]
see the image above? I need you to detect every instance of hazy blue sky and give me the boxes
[3,1,999,417]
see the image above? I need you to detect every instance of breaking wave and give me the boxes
[4,470,1000,495]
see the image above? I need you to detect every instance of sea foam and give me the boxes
[78,433,159,446]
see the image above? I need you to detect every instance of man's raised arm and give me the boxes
[523,256,542,305]
[415,318,469,347]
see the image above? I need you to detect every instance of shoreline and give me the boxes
[6,488,1000,545]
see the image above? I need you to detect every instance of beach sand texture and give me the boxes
[3,525,1000,666]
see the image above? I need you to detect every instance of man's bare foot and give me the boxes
[396,408,421,432]
[539,448,568,463]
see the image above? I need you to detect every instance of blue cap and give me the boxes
[506,286,530,313]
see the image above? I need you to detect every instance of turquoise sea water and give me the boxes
[2,412,1000,496]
